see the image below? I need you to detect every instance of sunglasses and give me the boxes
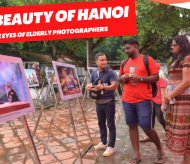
[170,44,178,47]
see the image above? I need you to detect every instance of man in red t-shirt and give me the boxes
[118,38,165,164]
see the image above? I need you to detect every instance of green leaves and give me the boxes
[1,0,190,66]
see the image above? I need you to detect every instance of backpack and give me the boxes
[121,55,157,97]
[89,67,108,99]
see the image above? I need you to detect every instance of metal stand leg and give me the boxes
[21,116,41,164]
[77,97,97,158]
[67,100,83,164]
[86,100,96,117]
[82,89,87,102]
[66,100,82,133]
[43,94,59,154]
[23,111,42,164]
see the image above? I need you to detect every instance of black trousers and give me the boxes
[152,102,166,130]
[96,99,116,148]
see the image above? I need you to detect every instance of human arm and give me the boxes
[93,81,117,91]
[85,70,95,92]
[164,66,190,103]
[85,82,92,92]
[118,74,129,84]
[160,87,166,112]
[129,73,159,83]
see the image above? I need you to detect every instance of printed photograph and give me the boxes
[53,62,82,100]
[24,69,39,87]
[0,60,31,117]
[45,70,57,84]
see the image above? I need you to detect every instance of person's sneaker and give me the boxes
[94,142,107,151]
[103,147,115,156]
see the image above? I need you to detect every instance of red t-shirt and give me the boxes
[119,54,158,103]
[153,77,166,104]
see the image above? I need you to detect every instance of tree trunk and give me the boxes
[88,38,93,67]
[47,41,59,61]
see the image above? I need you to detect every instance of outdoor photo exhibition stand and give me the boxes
[81,70,96,117]
[0,55,41,164]
[23,72,59,164]
[81,67,97,116]
[21,116,41,164]
[52,61,97,164]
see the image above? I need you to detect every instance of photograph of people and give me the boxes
[56,66,81,96]
[46,70,57,84]
[7,85,19,102]
[25,69,39,87]
[0,61,31,116]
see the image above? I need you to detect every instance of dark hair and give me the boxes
[123,38,139,46]
[95,53,105,61]
[172,35,190,69]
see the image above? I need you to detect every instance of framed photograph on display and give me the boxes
[52,61,82,100]
[24,69,39,87]
[0,55,35,123]
[87,67,97,77]
[45,70,57,84]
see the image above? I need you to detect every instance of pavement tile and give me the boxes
[39,154,57,164]
[4,142,22,149]
[36,148,50,156]
[54,133,68,140]
[7,146,25,155]
[1,133,16,138]
[2,137,20,144]
[77,136,90,141]
[48,145,66,153]
[1,97,182,164]
[61,138,76,144]
[61,157,76,163]
[75,159,96,164]
[47,140,61,147]
[65,142,81,149]
[12,159,34,164]
[54,151,75,160]
[9,153,25,161]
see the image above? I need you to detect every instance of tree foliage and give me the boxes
[0,0,190,66]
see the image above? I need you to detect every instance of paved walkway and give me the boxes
[0,96,183,164]
[96,115,183,164]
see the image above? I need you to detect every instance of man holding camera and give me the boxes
[85,53,117,156]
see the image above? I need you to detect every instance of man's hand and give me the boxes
[163,95,170,104]
[93,81,103,91]
[119,74,129,84]
[129,74,140,83]
[85,84,92,92]
[161,104,165,113]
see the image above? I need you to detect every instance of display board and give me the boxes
[87,67,97,77]
[24,69,39,87]
[0,55,35,123]
[45,70,57,84]
[52,61,82,100]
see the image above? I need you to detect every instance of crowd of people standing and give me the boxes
[86,35,190,164]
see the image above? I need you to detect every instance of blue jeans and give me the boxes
[122,100,153,130]
[96,99,116,148]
